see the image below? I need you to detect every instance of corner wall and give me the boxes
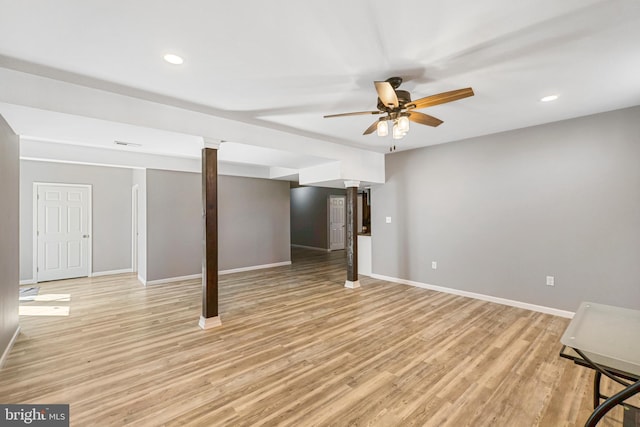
[0,115,19,366]
[372,106,640,312]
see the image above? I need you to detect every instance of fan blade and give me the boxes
[374,81,399,108]
[324,111,381,118]
[409,112,443,127]
[363,120,379,135]
[408,87,474,110]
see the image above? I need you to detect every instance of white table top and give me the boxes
[561,301,640,378]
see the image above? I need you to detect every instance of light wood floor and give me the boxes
[2,248,634,426]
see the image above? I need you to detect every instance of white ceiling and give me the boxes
[0,0,639,162]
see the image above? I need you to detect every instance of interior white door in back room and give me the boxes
[329,196,346,250]
[36,184,91,282]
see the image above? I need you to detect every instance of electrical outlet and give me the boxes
[432,261,437,270]
[385,216,392,223]
[546,276,554,286]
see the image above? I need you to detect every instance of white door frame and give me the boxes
[32,182,93,283]
[131,184,138,273]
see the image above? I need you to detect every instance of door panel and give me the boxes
[329,196,346,250]
[37,185,90,282]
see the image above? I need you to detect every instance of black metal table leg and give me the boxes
[594,371,602,409]
[585,380,640,427]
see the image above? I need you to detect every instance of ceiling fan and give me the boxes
[324,77,474,151]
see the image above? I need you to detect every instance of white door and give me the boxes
[329,196,346,250]
[36,184,91,282]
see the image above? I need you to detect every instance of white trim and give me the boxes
[219,261,291,275]
[32,182,93,283]
[131,185,139,274]
[0,326,20,369]
[199,315,222,329]
[344,180,360,188]
[146,274,202,286]
[32,185,37,282]
[137,274,147,286]
[291,244,330,252]
[370,273,575,319]
[203,138,222,150]
[19,279,36,285]
[142,261,293,285]
[345,280,361,289]
[92,268,133,277]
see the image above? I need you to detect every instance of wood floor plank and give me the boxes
[0,248,627,426]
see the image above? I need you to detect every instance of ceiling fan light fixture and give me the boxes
[398,115,410,133]
[376,120,389,137]
[392,122,404,140]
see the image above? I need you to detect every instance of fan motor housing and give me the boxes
[377,89,412,111]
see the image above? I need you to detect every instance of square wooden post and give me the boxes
[344,180,360,288]
[199,140,222,329]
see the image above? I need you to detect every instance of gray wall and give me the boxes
[219,175,291,270]
[372,106,640,312]
[0,115,19,363]
[291,186,346,249]
[19,161,133,280]
[132,169,146,282]
[145,170,291,281]
[146,169,202,282]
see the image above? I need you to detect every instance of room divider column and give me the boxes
[344,180,360,288]
[199,139,222,329]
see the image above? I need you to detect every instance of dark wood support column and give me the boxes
[199,140,222,329]
[344,180,360,288]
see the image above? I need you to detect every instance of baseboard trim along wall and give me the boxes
[145,274,202,286]
[0,326,20,369]
[19,279,36,285]
[143,261,293,285]
[220,261,292,275]
[370,273,575,319]
[92,268,133,277]
[291,244,330,252]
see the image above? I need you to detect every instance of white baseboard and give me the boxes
[143,261,293,285]
[19,279,36,285]
[370,273,575,319]
[92,268,133,277]
[220,261,292,275]
[291,244,330,252]
[0,326,20,369]
[137,274,146,286]
[146,274,202,286]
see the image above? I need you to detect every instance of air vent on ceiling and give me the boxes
[114,140,142,147]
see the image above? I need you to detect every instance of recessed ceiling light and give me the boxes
[163,53,184,65]
[540,95,559,102]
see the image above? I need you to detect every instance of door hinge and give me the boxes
[37,230,39,236]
